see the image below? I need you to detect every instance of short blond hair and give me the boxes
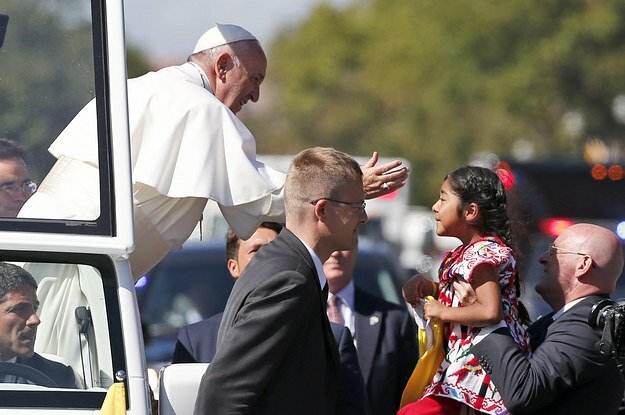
[285,147,362,222]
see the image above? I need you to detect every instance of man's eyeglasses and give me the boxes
[0,180,37,196]
[310,198,366,213]
[548,244,597,268]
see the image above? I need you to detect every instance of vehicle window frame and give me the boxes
[0,249,126,409]
[0,0,115,236]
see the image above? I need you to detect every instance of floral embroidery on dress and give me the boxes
[422,237,529,415]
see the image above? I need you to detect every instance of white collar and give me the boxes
[552,296,587,321]
[186,62,213,94]
[293,234,326,291]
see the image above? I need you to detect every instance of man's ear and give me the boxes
[215,53,231,82]
[575,255,594,279]
[313,199,328,222]
[227,258,240,280]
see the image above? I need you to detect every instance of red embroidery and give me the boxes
[423,237,529,415]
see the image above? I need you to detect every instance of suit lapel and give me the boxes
[529,296,607,350]
[528,311,555,350]
[354,289,382,383]
[281,229,340,367]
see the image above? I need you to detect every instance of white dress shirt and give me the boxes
[331,280,356,344]
[552,297,586,321]
[294,235,326,291]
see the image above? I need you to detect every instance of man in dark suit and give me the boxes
[172,222,283,363]
[470,223,624,414]
[324,244,419,415]
[329,323,371,415]
[0,262,76,388]
[176,316,369,415]
[173,222,370,415]
[194,147,369,415]
[177,313,369,415]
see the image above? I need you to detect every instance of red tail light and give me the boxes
[539,218,574,237]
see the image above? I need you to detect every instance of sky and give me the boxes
[123,0,352,65]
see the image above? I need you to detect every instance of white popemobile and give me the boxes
[0,1,410,413]
[0,0,150,413]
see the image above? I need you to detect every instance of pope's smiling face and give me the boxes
[215,42,267,114]
[0,288,40,361]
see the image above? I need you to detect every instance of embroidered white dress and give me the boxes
[422,237,529,415]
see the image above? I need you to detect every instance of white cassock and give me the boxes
[18,63,285,377]
[19,62,286,278]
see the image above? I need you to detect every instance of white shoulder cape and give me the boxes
[49,63,285,205]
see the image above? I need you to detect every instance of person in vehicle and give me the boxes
[173,221,371,415]
[0,138,36,217]
[324,243,418,415]
[195,147,368,415]
[18,23,408,279]
[0,262,76,388]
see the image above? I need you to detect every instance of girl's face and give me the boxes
[432,178,465,237]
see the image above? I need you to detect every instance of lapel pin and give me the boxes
[369,315,380,326]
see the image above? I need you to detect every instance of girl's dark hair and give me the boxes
[446,165,530,323]
[446,165,512,245]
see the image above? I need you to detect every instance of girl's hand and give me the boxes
[423,298,445,321]
[402,275,436,306]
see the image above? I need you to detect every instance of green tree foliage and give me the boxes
[249,0,625,204]
[0,0,95,178]
[127,45,152,79]
[0,0,150,180]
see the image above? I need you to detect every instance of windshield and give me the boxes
[0,0,119,235]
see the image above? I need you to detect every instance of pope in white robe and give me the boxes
[18,25,409,381]
[19,24,285,278]
[18,25,286,380]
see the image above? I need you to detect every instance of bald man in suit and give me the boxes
[470,224,625,414]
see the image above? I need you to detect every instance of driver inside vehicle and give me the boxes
[0,262,77,388]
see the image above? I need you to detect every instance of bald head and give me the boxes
[537,223,624,310]
[563,223,624,291]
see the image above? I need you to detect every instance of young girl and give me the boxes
[399,165,529,415]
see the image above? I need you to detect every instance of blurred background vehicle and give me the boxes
[501,159,625,320]
[136,238,409,372]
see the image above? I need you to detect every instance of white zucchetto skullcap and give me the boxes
[193,23,258,53]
